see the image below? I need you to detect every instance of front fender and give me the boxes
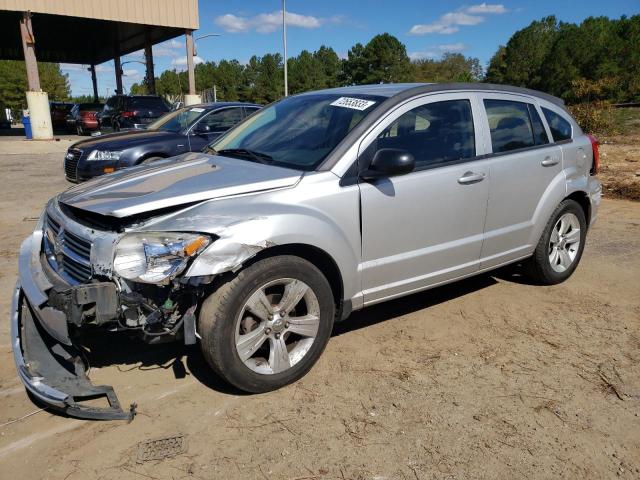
[139,182,361,301]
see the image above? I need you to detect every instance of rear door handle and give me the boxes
[458,171,486,185]
[541,156,560,167]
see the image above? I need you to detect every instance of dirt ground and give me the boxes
[0,148,638,480]
[599,110,640,201]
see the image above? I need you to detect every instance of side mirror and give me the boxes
[360,148,415,180]
[193,123,211,135]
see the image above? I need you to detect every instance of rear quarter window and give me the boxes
[542,107,572,142]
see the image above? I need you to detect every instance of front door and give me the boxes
[188,107,244,151]
[359,93,490,305]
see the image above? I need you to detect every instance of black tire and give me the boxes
[139,156,163,164]
[76,124,84,136]
[524,199,587,285]
[199,255,335,393]
[113,122,120,132]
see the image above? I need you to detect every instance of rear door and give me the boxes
[477,94,563,269]
[359,93,490,305]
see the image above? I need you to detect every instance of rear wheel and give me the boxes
[524,199,587,285]
[199,256,335,393]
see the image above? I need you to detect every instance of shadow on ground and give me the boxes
[24,266,532,419]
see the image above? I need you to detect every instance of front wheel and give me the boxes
[199,256,335,393]
[524,199,587,285]
[139,156,163,164]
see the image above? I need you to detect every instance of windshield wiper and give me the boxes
[216,148,274,165]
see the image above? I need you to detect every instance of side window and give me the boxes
[542,107,572,142]
[243,107,260,118]
[374,99,476,169]
[528,105,549,145]
[104,97,117,112]
[484,99,536,153]
[199,108,244,131]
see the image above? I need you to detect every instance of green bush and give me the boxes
[568,102,617,136]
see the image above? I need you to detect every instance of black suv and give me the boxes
[97,95,170,133]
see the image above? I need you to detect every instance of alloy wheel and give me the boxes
[548,212,581,273]
[234,278,321,375]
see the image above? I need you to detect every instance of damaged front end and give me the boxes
[12,202,216,421]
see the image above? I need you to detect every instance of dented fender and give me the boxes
[138,175,362,302]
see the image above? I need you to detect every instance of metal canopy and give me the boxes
[0,10,185,64]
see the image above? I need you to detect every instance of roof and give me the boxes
[305,83,427,98]
[188,102,262,109]
[0,0,198,64]
[307,82,565,107]
[0,0,198,29]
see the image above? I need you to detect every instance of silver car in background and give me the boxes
[12,83,601,419]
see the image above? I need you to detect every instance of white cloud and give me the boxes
[171,55,204,70]
[466,3,507,14]
[124,49,145,60]
[95,64,114,73]
[410,4,507,35]
[215,10,340,34]
[122,69,141,78]
[60,63,85,72]
[409,43,467,60]
[154,38,184,57]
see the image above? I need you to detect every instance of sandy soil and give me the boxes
[0,151,638,480]
[599,114,640,201]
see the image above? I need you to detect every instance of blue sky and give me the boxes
[63,0,639,97]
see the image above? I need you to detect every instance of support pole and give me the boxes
[282,0,288,97]
[114,55,123,95]
[19,11,52,139]
[20,12,40,91]
[144,33,156,94]
[184,30,200,105]
[90,65,98,102]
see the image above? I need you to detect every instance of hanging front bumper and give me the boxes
[11,232,134,421]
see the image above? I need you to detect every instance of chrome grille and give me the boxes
[44,212,93,284]
[64,148,82,181]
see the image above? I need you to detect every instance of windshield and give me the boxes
[147,106,207,133]
[206,93,383,170]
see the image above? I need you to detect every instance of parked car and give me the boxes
[65,102,104,135]
[97,95,170,133]
[50,102,75,130]
[64,102,260,182]
[0,102,11,129]
[13,83,601,420]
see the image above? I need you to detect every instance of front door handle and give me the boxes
[458,171,486,185]
[541,156,560,167]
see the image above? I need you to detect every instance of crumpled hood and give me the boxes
[58,152,302,218]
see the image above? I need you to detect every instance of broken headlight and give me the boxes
[113,233,211,284]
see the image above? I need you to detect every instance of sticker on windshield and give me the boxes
[190,107,205,112]
[330,97,376,111]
